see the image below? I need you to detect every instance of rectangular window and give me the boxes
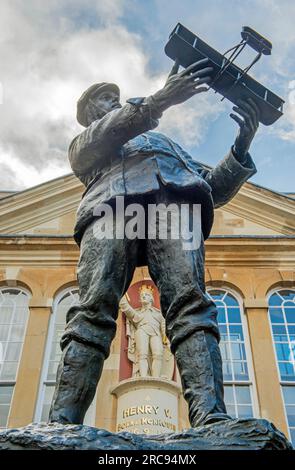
[0,289,30,427]
[36,289,97,426]
[269,289,295,445]
[224,384,253,418]
[209,289,255,419]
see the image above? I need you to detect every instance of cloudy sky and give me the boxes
[0,0,294,192]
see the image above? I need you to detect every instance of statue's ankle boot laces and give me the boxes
[49,340,104,424]
[174,330,231,427]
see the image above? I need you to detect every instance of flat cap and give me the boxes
[76,82,120,127]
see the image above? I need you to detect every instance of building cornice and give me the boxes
[0,236,294,268]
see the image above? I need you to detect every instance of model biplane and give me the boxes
[165,24,284,125]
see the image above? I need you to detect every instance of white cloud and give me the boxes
[0,0,224,190]
[0,147,68,189]
[0,0,294,191]
[0,1,153,189]
[158,91,221,148]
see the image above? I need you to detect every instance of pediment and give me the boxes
[0,174,294,237]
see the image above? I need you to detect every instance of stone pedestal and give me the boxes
[111,377,181,435]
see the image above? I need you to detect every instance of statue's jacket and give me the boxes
[69,97,257,247]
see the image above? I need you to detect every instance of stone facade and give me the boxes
[0,175,294,440]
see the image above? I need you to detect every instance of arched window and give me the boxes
[268,289,295,445]
[207,288,256,419]
[35,288,97,425]
[0,288,30,427]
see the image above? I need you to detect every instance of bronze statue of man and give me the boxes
[49,58,259,427]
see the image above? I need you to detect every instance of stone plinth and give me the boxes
[111,377,181,435]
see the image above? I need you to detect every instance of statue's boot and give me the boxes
[49,340,104,424]
[174,330,231,428]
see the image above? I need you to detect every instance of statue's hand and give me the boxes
[230,98,260,160]
[152,59,213,112]
[162,334,169,346]
[164,58,214,105]
[119,296,129,311]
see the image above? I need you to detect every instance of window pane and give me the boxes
[280,291,295,301]
[235,386,251,404]
[272,324,287,336]
[233,361,249,381]
[226,404,236,417]
[282,386,295,404]
[0,386,14,404]
[14,307,28,324]
[0,326,9,341]
[54,330,63,345]
[47,361,59,381]
[272,325,288,342]
[49,341,62,362]
[40,386,55,422]
[290,429,295,446]
[222,361,233,381]
[0,405,10,428]
[219,324,227,337]
[217,308,226,324]
[237,405,253,418]
[269,308,284,324]
[284,301,295,308]
[224,385,253,419]
[279,362,295,380]
[0,361,18,380]
[276,343,292,361]
[230,342,246,361]
[209,290,224,300]
[229,325,244,342]
[285,309,295,324]
[0,307,11,324]
[10,325,25,342]
[5,342,22,362]
[269,293,283,306]
[55,306,69,324]
[224,385,234,403]
[224,293,239,307]
[285,406,295,427]
[0,386,14,427]
[55,292,79,324]
[220,342,230,361]
[227,308,241,323]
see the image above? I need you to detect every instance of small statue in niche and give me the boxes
[120,285,174,380]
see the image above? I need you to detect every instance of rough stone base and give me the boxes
[0,418,292,450]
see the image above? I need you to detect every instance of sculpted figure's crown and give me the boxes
[139,284,154,295]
